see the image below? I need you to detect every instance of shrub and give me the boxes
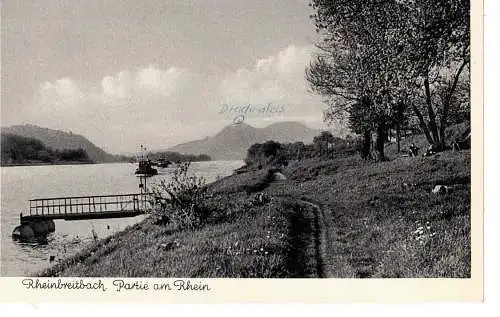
[149,162,210,229]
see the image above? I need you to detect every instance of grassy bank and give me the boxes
[38,137,471,278]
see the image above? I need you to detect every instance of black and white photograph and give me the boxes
[1,0,477,289]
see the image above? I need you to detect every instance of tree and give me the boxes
[307,0,405,160]
[245,141,284,167]
[391,100,409,153]
[390,0,470,148]
[348,96,375,159]
[286,141,308,160]
[307,0,469,155]
[313,131,336,158]
[446,74,471,125]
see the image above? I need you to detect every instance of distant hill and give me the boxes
[168,122,319,160]
[1,133,93,166]
[1,124,117,163]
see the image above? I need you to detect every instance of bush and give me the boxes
[149,162,210,229]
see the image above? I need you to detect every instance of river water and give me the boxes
[0,161,243,276]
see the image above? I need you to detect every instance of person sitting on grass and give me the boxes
[409,143,419,157]
[423,144,440,157]
[452,131,471,151]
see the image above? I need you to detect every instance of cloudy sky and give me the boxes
[1,0,339,154]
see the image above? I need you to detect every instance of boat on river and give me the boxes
[135,159,158,176]
[135,145,158,176]
[156,158,172,168]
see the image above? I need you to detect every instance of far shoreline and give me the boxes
[1,159,245,168]
[0,161,145,168]
[1,161,97,167]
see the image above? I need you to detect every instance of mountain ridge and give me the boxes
[1,121,322,161]
[168,121,320,160]
[1,124,117,163]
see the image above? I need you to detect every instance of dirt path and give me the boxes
[298,199,330,278]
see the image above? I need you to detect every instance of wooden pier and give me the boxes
[22,193,152,222]
[12,163,155,241]
[13,192,153,241]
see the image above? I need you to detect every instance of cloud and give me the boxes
[100,70,134,102]
[97,66,190,105]
[27,66,198,151]
[136,66,187,97]
[26,46,332,153]
[36,78,84,107]
[216,45,326,129]
[218,45,320,105]
[29,78,86,129]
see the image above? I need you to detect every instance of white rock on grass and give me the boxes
[273,172,287,181]
[432,185,449,194]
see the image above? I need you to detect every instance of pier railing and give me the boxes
[26,193,152,219]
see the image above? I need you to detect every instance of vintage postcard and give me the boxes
[0,0,483,302]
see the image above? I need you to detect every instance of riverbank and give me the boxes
[37,141,471,278]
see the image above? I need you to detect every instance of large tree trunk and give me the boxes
[411,104,434,144]
[375,125,387,161]
[424,76,440,144]
[361,130,371,159]
[438,59,469,149]
[396,123,401,153]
